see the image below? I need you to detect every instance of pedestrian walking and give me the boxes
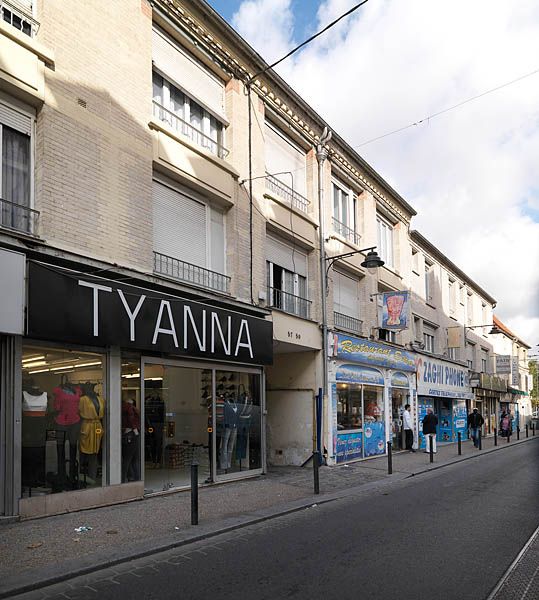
[500,410,511,438]
[403,404,415,452]
[422,407,438,453]
[467,407,484,448]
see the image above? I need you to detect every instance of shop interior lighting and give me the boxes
[28,368,51,374]
[74,361,101,368]
[144,377,163,381]
[122,373,141,379]
[22,360,47,369]
[50,365,77,371]
[22,355,45,364]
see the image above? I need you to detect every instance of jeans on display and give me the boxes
[219,427,237,470]
[56,422,80,483]
[424,433,437,453]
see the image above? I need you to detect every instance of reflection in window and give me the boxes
[121,357,141,483]
[21,345,105,496]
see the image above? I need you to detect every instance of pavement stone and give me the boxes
[0,436,536,599]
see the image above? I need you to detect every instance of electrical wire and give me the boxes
[355,67,539,148]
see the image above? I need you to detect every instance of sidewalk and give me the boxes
[0,435,536,599]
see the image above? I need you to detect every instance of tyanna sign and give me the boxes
[27,263,273,365]
[415,356,472,399]
[333,333,416,372]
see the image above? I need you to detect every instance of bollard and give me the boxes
[387,441,393,475]
[429,435,434,463]
[458,432,462,455]
[526,424,529,438]
[478,429,482,450]
[494,428,497,446]
[517,426,520,441]
[191,462,199,526]
[313,450,320,495]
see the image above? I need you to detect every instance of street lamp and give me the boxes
[325,246,385,281]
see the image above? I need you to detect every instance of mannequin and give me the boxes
[236,386,253,467]
[21,380,48,487]
[122,398,141,482]
[53,378,81,487]
[79,382,105,481]
[145,395,164,468]
[220,394,239,471]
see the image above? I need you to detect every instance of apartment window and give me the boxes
[448,347,459,361]
[152,179,229,293]
[152,72,225,158]
[467,292,473,325]
[448,276,456,314]
[425,261,433,302]
[480,348,488,373]
[466,342,475,370]
[377,216,394,268]
[413,316,421,341]
[266,235,310,319]
[481,302,488,325]
[264,122,307,211]
[333,271,361,334]
[379,328,397,343]
[423,325,436,353]
[152,27,227,158]
[332,181,359,244]
[2,1,35,37]
[412,248,419,273]
[0,102,35,234]
[459,284,466,306]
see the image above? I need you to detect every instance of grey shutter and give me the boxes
[264,123,306,196]
[152,26,225,120]
[266,235,307,277]
[335,272,359,317]
[0,102,32,136]
[153,181,207,268]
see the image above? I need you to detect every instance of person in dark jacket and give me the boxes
[422,407,438,453]
[467,407,484,448]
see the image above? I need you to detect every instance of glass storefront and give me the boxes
[390,388,408,451]
[121,357,142,483]
[21,344,105,496]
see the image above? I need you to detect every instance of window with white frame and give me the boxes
[377,215,394,268]
[480,348,488,373]
[264,122,307,210]
[425,261,433,302]
[448,276,456,314]
[333,271,361,333]
[423,324,436,353]
[379,328,397,343]
[412,247,419,273]
[332,180,359,244]
[466,342,475,369]
[0,101,34,234]
[1,0,35,37]
[448,347,459,361]
[152,179,228,292]
[467,292,473,325]
[266,235,310,319]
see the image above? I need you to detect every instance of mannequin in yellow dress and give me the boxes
[79,382,105,481]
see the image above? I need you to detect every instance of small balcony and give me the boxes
[332,217,360,245]
[334,311,363,335]
[0,198,39,236]
[265,172,309,214]
[152,101,229,160]
[154,252,230,294]
[268,286,311,319]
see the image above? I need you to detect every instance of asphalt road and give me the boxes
[16,440,539,600]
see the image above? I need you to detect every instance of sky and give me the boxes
[207,0,539,352]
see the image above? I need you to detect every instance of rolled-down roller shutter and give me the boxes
[266,234,307,277]
[0,102,32,135]
[334,271,359,318]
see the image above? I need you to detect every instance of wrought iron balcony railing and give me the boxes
[334,311,363,335]
[154,252,230,294]
[152,101,229,159]
[265,172,309,214]
[268,286,311,319]
[1,0,39,37]
[0,198,39,236]
[332,217,360,246]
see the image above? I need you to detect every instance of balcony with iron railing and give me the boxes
[154,251,230,294]
[1,0,39,37]
[332,217,360,246]
[0,198,39,236]
[268,286,311,320]
[265,172,309,214]
[333,311,363,335]
[152,101,229,160]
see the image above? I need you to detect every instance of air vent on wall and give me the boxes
[77,98,87,109]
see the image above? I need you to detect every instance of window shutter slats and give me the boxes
[152,27,225,120]
[334,272,359,317]
[264,124,306,196]
[266,235,307,277]
[153,181,207,268]
[0,103,32,136]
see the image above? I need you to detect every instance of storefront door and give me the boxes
[390,390,406,451]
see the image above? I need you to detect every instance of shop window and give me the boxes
[21,345,105,496]
[121,356,142,483]
[337,383,362,431]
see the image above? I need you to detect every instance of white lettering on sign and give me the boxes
[211,313,231,355]
[117,290,146,342]
[78,280,112,336]
[235,319,253,358]
[152,300,179,347]
[184,306,206,352]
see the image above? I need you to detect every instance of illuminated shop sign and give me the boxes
[333,334,416,372]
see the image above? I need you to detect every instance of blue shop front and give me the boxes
[328,334,417,464]
[416,355,472,448]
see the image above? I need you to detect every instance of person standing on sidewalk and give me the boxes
[467,407,484,448]
[422,408,438,453]
[403,404,415,452]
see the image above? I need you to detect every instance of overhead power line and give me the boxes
[248,0,370,83]
[355,67,539,148]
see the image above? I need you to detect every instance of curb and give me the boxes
[2,437,537,599]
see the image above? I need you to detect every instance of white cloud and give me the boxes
[233,0,539,346]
